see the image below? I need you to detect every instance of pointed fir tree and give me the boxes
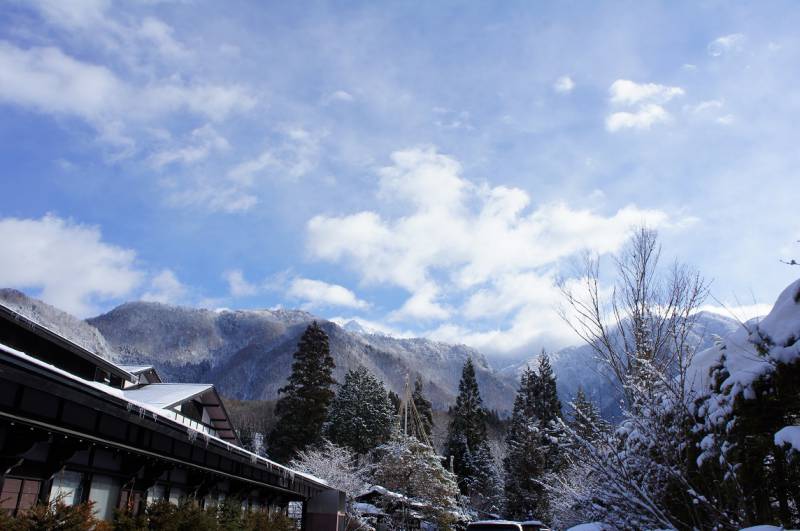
[569,387,605,443]
[503,367,545,520]
[326,366,395,455]
[267,322,336,463]
[412,377,434,441]
[445,358,504,515]
[503,353,567,522]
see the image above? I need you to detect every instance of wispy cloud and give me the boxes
[708,33,745,57]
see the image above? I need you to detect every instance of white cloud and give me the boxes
[306,147,678,352]
[389,283,451,321]
[716,114,735,125]
[688,100,723,114]
[141,269,188,304]
[609,79,684,106]
[553,75,575,93]
[325,90,355,103]
[708,33,745,57]
[0,40,254,154]
[606,103,670,131]
[138,17,190,59]
[223,269,258,297]
[165,177,259,213]
[606,80,684,132]
[287,278,369,309]
[0,42,125,121]
[228,151,277,185]
[0,214,142,316]
[227,126,322,185]
[27,0,111,30]
[150,124,229,168]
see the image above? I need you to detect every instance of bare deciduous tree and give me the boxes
[559,226,709,407]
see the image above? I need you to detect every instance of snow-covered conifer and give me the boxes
[327,365,395,455]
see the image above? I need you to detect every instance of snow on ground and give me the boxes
[566,524,617,531]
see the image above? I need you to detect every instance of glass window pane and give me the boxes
[88,475,120,521]
[50,470,83,506]
[18,480,41,511]
[0,478,22,511]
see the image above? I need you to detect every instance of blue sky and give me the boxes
[0,0,798,360]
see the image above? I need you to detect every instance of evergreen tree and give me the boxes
[569,387,604,443]
[327,366,395,455]
[503,353,566,522]
[388,389,402,415]
[372,433,462,527]
[504,367,544,520]
[412,377,434,441]
[445,358,503,515]
[268,322,336,463]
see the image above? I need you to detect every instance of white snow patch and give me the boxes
[566,524,618,531]
[775,426,800,452]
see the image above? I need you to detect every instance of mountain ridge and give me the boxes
[0,288,751,418]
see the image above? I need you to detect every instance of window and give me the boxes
[0,477,41,514]
[49,470,84,506]
[146,484,166,504]
[288,500,303,528]
[88,475,120,521]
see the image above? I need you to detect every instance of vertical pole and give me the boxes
[403,373,409,437]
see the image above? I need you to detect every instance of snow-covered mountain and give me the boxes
[87,301,516,411]
[0,287,750,418]
[501,310,745,419]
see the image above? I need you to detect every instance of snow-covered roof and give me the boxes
[121,383,214,409]
[118,364,155,374]
[0,302,134,382]
[354,502,387,516]
[0,341,329,488]
[468,521,523,528]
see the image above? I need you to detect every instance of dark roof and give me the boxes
[0,303,135,383]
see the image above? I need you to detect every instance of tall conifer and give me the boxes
[503,353,566,521]
[268,322,335,462]
[446,358,503,514]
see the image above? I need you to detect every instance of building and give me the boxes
[0,303,344,529]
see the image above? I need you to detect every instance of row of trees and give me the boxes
[262,314,597,525]
[264,321,462,527]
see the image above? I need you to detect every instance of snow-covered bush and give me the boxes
[290,440,371,528]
